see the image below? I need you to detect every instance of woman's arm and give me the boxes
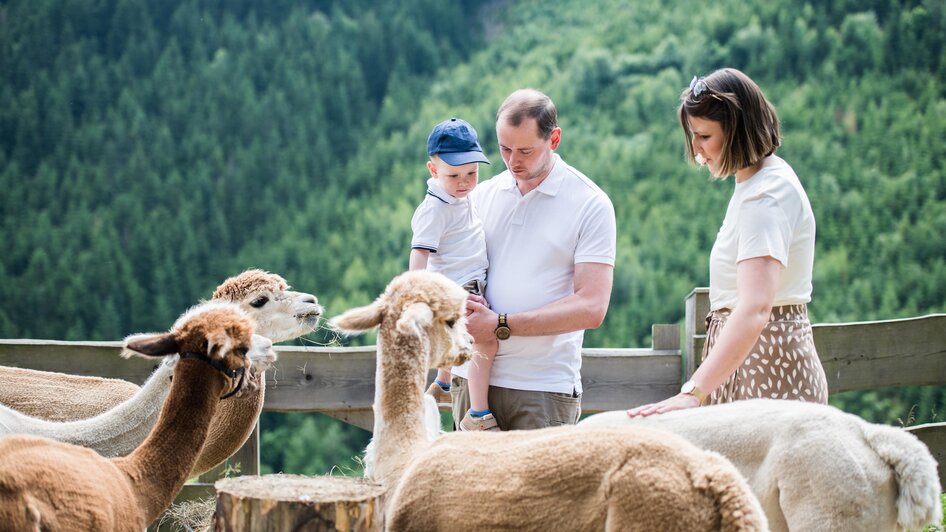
[627,256,781,416]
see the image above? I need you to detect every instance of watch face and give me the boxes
[495,326,511,340]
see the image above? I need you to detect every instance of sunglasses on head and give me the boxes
[689,76,708,99]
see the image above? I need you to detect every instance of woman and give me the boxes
[629,68,828,417]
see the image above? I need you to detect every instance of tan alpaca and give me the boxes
[330,271,768,531]
[0,367,140,422]
[0,301,275,530]
[0,269,321,475]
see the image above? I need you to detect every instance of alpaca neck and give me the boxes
[112,358,226,522]
[187,374,267,477]
[0,363,173,457]
[371,330,432,487]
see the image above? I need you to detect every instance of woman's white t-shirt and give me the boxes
[709,155,815,311]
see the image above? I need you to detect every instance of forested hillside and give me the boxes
[0,0,480,340]
[2,0,944,474]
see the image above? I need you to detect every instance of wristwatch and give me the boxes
[494,313,511,340]
[680,380,707,405]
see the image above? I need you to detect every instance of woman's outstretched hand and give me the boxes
[626,393,701,418]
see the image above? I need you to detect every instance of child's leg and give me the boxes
[467,337,499,412]
[434,368,451,388]
[425,368,453,406]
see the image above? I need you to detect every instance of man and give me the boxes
[452,88,616,430]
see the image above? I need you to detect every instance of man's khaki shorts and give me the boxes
[450,376,581,431]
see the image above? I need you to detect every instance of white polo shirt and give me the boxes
[410,178,488,286]
[452,154,616,394]
[709,155,816,311]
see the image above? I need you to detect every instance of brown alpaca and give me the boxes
[0,301,274,530]
[330,271,768,531]
[0,269,320,476]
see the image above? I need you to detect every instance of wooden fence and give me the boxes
[1,288,944,519]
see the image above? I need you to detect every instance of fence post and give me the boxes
[651,324,680,351]
[683,288,710,380]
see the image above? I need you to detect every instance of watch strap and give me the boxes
[682,380,707,405]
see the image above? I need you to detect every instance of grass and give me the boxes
[924,493,946,531]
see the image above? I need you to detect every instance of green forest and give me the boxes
[1,0,944,476]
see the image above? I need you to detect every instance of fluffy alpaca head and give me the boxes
[330,270,473,369]
[122,301,275,397]
[212,269,323,343]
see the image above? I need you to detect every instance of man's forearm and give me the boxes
[505,293,608,337]
[503,262,613,337]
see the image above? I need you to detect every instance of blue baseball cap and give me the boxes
[427,118,490,166]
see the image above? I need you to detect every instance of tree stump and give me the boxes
[214,474,386,531]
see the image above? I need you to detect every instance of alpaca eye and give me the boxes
[445,319,456,328]
[250,297,269,308]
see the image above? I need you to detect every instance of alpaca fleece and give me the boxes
[580,399,943,531]
[0,366,140,421]
[388,425,767,531]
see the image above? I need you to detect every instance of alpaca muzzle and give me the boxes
[179,351,247,399]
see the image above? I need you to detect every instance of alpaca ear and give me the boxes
[123,332,179,358]
[206,330,233,359]
[329,301,383,334]
[396,303,433,335]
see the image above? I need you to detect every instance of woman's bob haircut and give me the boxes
[679,68,781,178]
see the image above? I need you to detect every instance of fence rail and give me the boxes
[1,288,944,517]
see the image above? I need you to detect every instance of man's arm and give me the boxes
[466,262,613,341]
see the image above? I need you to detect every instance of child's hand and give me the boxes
[464,299,495,343]
[466,293,487,309]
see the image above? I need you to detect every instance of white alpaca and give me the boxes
[0,270,321,472]
[330,271,768,531]
[579,400,943,531]
[0,301,275,530]
[0,269,320,420]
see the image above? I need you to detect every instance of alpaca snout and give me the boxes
[290,290,323,316]
[248,335,277,369]
[446,344,473,367]
[297,306,324,319]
